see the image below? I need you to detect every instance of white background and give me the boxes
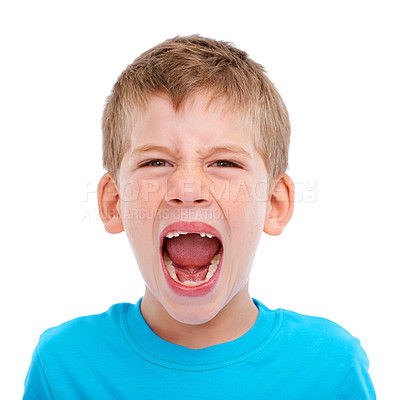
[1,1,399,398]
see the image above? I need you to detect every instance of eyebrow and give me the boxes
[130,145,176,158]
[130,144,252,159]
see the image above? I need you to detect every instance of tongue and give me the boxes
[165,233,221,267]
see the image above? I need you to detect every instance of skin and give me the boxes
[98,92,294,349]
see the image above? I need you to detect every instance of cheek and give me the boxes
[227,186,266,249]
[137,180,164,203]
[119,179,165,252]
[120,179,167,214]
[222,179,260,212]
[119,179,141,203]
[230,202,264,236]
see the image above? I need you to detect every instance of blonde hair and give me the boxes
[102,35,290,189]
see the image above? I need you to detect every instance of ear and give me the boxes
[97,172,124,234]
[263,173,295,236]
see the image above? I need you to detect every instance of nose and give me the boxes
[165,167,211,207]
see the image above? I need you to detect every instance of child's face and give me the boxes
[116,93,271,324]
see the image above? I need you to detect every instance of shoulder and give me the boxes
[36,303,128,356]
[255,301,375,398]
[280,308,358,340]
[255,300,360,351]
[256,299,362,367]
[276,307,362,368]
[278,310,376,399]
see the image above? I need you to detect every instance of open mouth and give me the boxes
[161,229,223,288]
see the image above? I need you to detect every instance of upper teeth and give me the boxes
[165,231,215,239]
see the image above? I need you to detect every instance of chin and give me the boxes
[162,296,223,326]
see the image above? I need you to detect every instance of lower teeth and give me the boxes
[163,253,221,287]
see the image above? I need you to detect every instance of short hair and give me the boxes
[102,35,290,190]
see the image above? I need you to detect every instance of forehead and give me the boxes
[129,92,257,152]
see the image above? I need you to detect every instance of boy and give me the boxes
[23,35,375,399]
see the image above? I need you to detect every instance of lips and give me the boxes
[159,221,224,296]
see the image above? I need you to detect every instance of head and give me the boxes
[98,35,294,325]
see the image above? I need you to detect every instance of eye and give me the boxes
[211,160,241,168]
[141,159,172,167]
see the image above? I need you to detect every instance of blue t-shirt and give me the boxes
[23,298,375,399]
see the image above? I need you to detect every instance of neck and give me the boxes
[140,285,259,349]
